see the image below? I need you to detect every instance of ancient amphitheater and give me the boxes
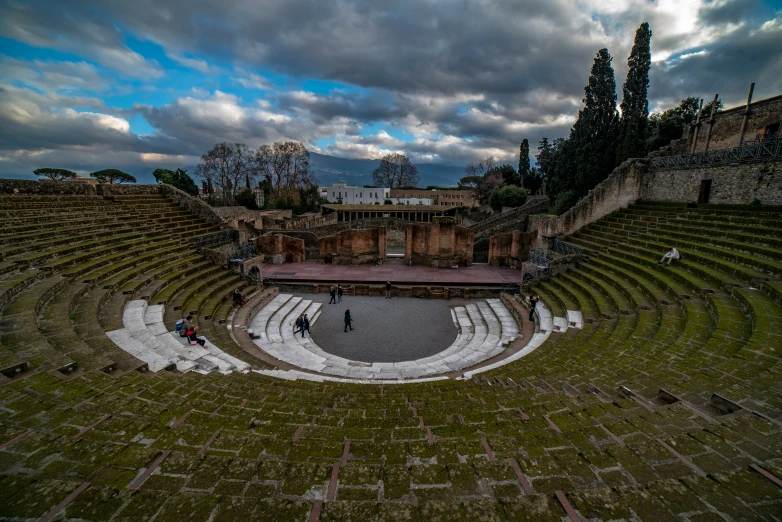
[1,98,782,522]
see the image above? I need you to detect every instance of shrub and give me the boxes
[552,189,579,215]
[234,188,259,210]
[750,198,762,206]
[491,185,528,210]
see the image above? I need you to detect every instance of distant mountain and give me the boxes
[2,152,466,188]
[309,152,463,188]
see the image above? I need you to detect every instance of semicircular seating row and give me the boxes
[106,300,250,374]
[248,294,523,381]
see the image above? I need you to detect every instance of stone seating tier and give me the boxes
[1,195,781,519]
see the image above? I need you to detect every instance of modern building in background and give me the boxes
[319,183,390,204]
[389,188,477,207]
[320,184,477,207]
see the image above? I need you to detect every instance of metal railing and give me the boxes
[195,229,238,251]
[521,249,550,287]
[228,243,255,266]
[553,237,584,259]
[650,133,781,170]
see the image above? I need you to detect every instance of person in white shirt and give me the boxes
[659,247,681,265]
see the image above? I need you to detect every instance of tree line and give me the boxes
[465,22,721,215]
[33,168,137,184]
[193,141,323,213]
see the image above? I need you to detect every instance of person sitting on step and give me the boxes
[658,247,681,266]
[179,315,194,337]
[233,289,245,306]
[186,325,206,347]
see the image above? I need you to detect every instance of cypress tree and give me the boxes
[616,22,652,165]
[571,48,618,195]
[518,139,530,186]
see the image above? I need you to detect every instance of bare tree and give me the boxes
[464,156,496,179]
[371,153,419,188]
[256,141,314,204]
[194,142,257,204]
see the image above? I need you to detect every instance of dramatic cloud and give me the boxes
[0,0,779,180]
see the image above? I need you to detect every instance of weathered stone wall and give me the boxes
[533,159,646,246]
[405,218,474,267]
[688,94,782,153]
[256,234,306,263]
[0,179,163,196]
[268,231,320,260]
[320,227,387,265]
[488,230,536,268]
[469,196,550,238]
[304,217,410,239]
[643,161,781,204]
[159,184,225,227]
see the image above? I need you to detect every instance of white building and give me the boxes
[320,183,390,204]
[387,196,434,205]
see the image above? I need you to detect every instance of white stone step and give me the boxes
[248,294,292,340]
[486,298,519,345]
[106,329,173,372]
[144,304,164,325]
[552,316,569,332]
[281,299,312,343]
[267,296,302,343]
[567,310,583,329]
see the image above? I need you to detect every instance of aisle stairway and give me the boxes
[1,194,781,521]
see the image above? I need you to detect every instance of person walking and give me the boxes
[329,285,336,304]
[294,314,303,335]
[385,280,392,299]
[337,284,344,303]
[302,314,310,338]
[529,294,540,321]
[344,309,353,332]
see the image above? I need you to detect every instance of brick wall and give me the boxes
[256,234,306,263]
[319,227,387,265]
[405,218,474,267]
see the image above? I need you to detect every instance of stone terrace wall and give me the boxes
[688,94,782,153]
[159,184,226,228]
[534,159,646,244]
[643,160,781,205]
[469,195,550,238]
[0,179,159,196]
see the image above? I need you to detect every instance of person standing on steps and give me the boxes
[529,294,540,321]
[385,280,392,299]
[329,285,336,304]
[337,284,344,303]
[344,309,353,332]
[302,314,310,338]
[294,314,303,335]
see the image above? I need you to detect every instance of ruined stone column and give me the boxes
[737,82,755,147]
[703,93,719,153]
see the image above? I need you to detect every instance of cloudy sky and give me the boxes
[1,0,780,179]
